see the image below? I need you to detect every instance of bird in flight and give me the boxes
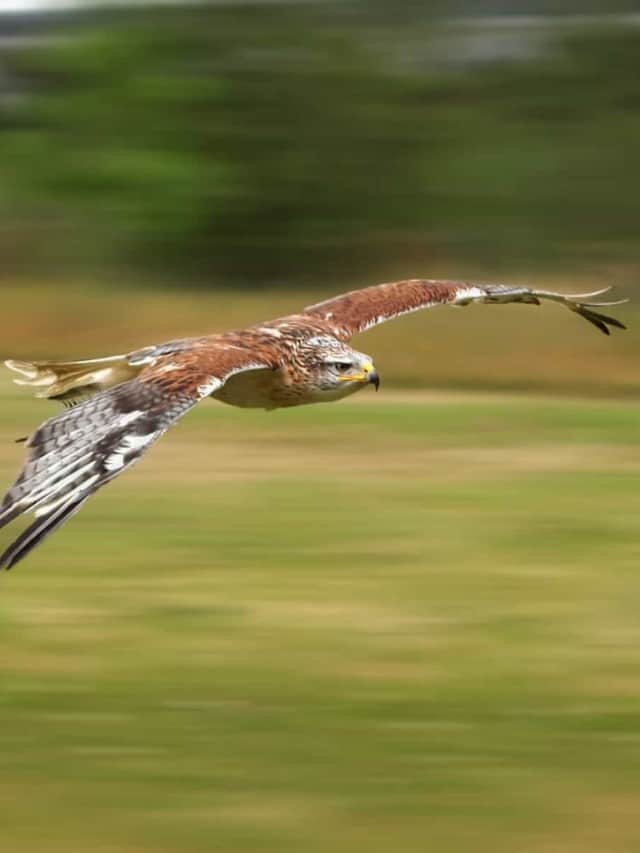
[0,278,626,571]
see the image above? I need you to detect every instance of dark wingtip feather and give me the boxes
[598,313,627,331]
[0,496,88,571]
[0,488,27,532]
[576,306,626,335]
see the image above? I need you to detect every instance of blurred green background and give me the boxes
[2,0,640,285]
[1,2,640,852]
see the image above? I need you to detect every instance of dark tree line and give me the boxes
[1,5,639,286]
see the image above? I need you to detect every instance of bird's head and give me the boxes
[303,336,379,402]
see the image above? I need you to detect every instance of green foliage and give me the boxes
[2,7,640,284]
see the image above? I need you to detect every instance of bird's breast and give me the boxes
[210,366,311,410]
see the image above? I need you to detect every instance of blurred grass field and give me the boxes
[2,363,640,851]
[1,281,639,852]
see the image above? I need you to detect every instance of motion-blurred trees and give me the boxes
[1,5,639,285]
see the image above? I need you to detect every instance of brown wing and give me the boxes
[0,345,274,571]
[304,279,627,338]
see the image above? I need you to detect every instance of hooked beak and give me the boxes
[337,360,380,390]
[361,361,380,391]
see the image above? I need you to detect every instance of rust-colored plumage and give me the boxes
[0,278,626,570]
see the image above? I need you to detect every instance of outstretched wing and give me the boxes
[304,279,627,338]
[0,347,272,570]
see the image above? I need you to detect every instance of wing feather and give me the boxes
[0,346,274,571]
[0,496,91,571]
[304,279,627,338]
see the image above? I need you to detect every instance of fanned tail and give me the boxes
[4,355,139,405]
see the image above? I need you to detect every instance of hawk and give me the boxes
[0,278,626,570]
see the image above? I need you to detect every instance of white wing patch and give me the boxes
[117,410,143,427]
[104,432,159,472]
[452,286,488,306]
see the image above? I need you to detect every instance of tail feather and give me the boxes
[4,355,140,404]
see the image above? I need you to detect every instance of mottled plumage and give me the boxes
[0,278,626,570]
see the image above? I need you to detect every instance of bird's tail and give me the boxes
[4,355,139,406]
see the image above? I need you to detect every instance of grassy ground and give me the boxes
[1,373,640,852]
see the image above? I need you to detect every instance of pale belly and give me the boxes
[210,367,362,409]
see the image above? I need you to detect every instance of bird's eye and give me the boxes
[334,362,352,372]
